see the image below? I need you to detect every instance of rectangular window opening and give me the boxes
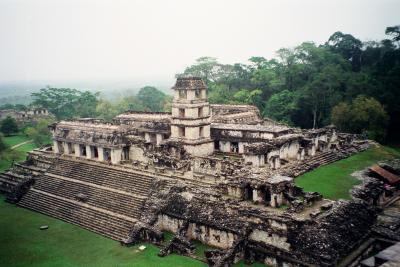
[179,108,185,118]
[179,127,185,137]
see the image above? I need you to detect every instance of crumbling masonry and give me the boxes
[1,77,398,266]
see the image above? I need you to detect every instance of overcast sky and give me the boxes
[0,0,399,87]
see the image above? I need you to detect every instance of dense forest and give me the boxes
[1,26,399,143]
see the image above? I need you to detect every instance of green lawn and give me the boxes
[0,135,37,172]
[3,134,31,147]
[0,196,265,267]
[0,195,207,267]
[295,146,400,200]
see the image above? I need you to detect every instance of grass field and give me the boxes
[0,134,37,172]
[3,134,31,147]
[295,145,400,200]
[0,195,207,267]
[0,196,265,267]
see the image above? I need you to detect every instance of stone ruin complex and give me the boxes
[0,108,53,123]
[1,77,400,266]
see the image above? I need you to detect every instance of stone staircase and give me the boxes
[17,158,156,242]
[18,189,135,240]
[0,163,35,196]
[282,143,369,178]
[47,158,153,195]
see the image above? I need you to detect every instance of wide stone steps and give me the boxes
[0,172,31,194]
[34,175,144,218]
[305,152,340,167]
[47,159,153,195]
[0,174,19,194]
[18,189,135,241]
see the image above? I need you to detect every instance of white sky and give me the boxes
[0,0,399,86]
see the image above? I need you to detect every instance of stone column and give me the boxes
[270,194,278,208]
[63,142,70,154]
[252,189,263,203]
[53,140,60,153]
[86,145,92,159]
[144,133,151,143]
[74,144,81,157]
[98,147,105,161]
[111,148,122,164]
[156,134,163,145]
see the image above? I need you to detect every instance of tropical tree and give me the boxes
[137,86,167,112]
[31,87,99,119]
[332,96,389,141]
[263,90,298,125]
[0,116,18,136]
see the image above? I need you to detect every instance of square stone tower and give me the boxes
[170,77,214,156]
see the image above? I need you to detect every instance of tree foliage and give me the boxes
[137,86,168,112]
[31,87,99,119]
[24,119,54,146]
[332,96,389,141]
[177,25,400,141]
[0,116,19,136]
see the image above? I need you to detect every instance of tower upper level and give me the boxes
[172,77,207,102]
[170,77,214,156]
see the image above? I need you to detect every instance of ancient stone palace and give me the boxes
[1,77,399,267]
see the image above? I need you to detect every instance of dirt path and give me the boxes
[11,140,33,149]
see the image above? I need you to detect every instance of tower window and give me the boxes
[199,126,204,138]
[195,89,201,98]
[179,108,185,118]
[198,107,203,117]
[179,127,185,137]
[179,90,187,99]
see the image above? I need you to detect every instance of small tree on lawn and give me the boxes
[0,116,18,136]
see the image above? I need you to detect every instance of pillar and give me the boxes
[63,142,70,154]
[53,140,60,153]
[98,147,105,161]
[252,189,263,203]
[156,134,163,145]
[74,144,81,157]
[144,133,151,143]
[86,145,92,159]
[111,148,122,164]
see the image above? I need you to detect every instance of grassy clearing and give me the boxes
[0,196,264,267]
[0,135,38,172]
[0,195,206,267]
[295,146,400,200]
[3,134,31,147]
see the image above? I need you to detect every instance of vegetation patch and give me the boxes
[0,195,206,267]
[295,146,400,200]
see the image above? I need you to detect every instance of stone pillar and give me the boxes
[144,133,151,143]
[53,140,60,153]
[86,145,92,159]
[98,147,105,161]
[259,154,265,166]
[252,189,263,203]
[63,142,70,154]
[156,134,163,145]
[111,148,122,164]
[270,194,278,208]
[238,142,245,154]
[74,144,81,157]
